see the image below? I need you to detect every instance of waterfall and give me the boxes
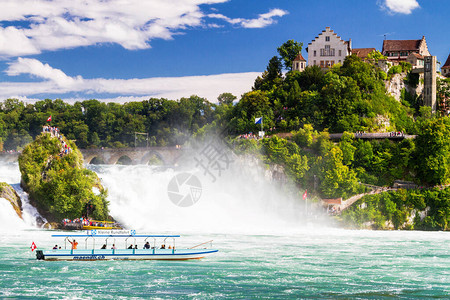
[0,151,328,234]
[89,155,324,234]
[0,162,47,228]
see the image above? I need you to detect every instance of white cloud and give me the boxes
[1,58,258,102]
[380,0,420,14]
[0,1,288,57]
[6,57,80,87]
[208,8,288,28]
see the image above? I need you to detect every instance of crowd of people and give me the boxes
[1,149,20,154]
[42,125,72,156]
[61,218,114,228]
[238,132,259,140]
[389,131,404,137]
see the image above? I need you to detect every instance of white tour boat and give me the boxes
[35,230,218,261]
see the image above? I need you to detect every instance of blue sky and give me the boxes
[0,0,448,103]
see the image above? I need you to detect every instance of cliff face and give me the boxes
[385,72,423,101]
[0,182,22,219]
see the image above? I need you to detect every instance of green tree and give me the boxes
[366,50,387,62]
[338,132,356,165]
[217,93,237,105]
[277,39,303,71]
[253,56,283,91]
[232,90,274,132]
[414,117,450,185]
[320,146,360,199]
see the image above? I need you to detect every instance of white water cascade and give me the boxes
[90,157,327,235]
[0,152,329,234]
[0,162,47,228]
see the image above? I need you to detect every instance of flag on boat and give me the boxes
[255,117,262,124]
[31,242,37,252]
[303,190,307,200]
[47,116,52,122]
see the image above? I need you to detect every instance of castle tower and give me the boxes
[423,56,437,111]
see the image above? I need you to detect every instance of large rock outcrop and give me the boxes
[18,132,109,222]
[0,182,22,219]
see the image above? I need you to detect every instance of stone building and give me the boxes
[292,52,306,72]
[406,52,425,69]
[442,53,450,77]
[306,27,351,69]
[382,36,430,62]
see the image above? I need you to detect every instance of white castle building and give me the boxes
[306,27,351,68]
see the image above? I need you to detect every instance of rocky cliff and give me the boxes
[385,72,423,101]
[0,182,22,219]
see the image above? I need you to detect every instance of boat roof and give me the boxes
[52,230,180,238]
[52,234,181,237]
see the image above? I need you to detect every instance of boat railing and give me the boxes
[189,240,213,249]
[85,236,95,249]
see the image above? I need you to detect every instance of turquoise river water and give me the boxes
[0,229,449,299]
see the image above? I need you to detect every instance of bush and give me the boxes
[388,65,403,77]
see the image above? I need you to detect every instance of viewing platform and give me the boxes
[328,132,416,140]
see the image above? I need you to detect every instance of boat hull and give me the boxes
[37,249,218,261]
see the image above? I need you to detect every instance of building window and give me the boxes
[296,62,299,70]
[314,50,317,57]
[320,61,324,67]
[330,61,334,66]
[320,45,335,57]
[325,36,330,42]
[339,60,341,63]
[314,60,316,65]
[339,50,342,56]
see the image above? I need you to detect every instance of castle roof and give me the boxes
[293,52,306,61]
[308,27,350,48]
[442,54,450,69]
[352,48,376,59]
[382,39,422,52]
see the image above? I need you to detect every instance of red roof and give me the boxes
[443,54,450,68]
[293,52,306,61]
[382,39,422,52]
[352,48,376,59]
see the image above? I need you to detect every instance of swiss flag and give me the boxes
[30,242,37,252]
[302,190,307,200]
[47,116,52,122]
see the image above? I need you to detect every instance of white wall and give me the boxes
[307,27,350,68]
